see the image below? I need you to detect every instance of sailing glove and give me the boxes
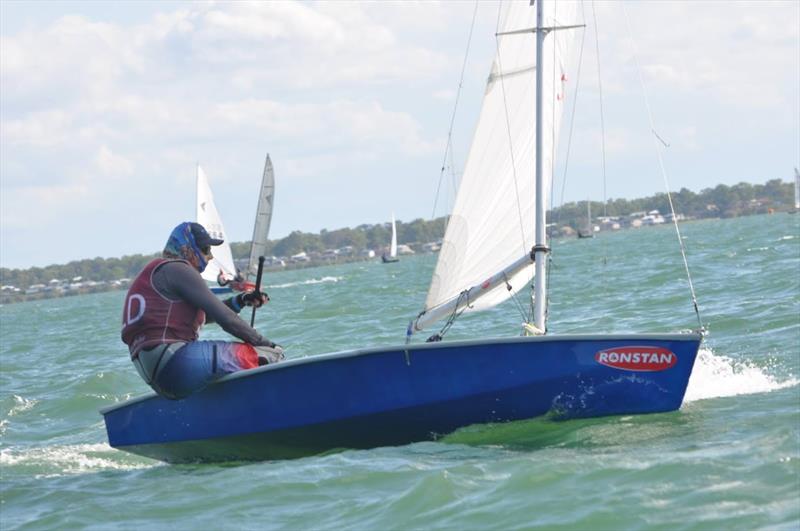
[236,290,269,309]
[255,343,285,365]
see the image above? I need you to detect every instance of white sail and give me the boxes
[390,212,398,258]
[247,154,276,280]
[415,1,579,333]
[794,167,799,210]
[196,165,237,283]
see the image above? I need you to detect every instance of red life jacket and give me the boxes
[121,258,206,359]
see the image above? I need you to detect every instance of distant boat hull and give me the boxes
[210,286,233,295]
[102,333,701,463]
[381,254,399,263]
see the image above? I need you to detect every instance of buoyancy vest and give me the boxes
[121,258,206,358]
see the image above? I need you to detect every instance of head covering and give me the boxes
[163,222,223,272]
[188,222,224,248]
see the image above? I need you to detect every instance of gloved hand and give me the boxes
[237,290,269,309]
[255,342,284,365]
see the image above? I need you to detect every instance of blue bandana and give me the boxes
[164,222,208,272]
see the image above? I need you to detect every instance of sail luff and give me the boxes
[247,154,275,280]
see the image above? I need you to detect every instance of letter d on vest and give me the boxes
[125,294,146,325]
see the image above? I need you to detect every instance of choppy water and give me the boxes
[1,214,798,530]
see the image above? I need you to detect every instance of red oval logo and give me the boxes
[595,346,677,372]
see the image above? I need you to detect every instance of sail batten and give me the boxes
[414,0,578,334]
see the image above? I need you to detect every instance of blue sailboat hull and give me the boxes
[101,333,701,463]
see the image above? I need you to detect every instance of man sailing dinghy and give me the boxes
[102,0,703,463]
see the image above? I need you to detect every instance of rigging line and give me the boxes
[590,0,609,270]
[554,0,587,227]
[591,0,608,222]
[502,272,529,323]
[548,2,588,324]
[428,289,472,342]
[494,1,529,257]
[621,3,704,330]
[431,0,480,221]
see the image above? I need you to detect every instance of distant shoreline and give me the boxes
[2,177,796,304]
[2,206,796,306]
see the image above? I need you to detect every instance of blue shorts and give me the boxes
[136,341,258,400]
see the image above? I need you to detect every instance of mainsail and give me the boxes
[246,154,276,280]
[196,165,238,283]
[412,0,579,334]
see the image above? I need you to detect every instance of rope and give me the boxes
[426,289,472,342]
[548,2,588,325]
[502,271,530,322]
[554,2,587,226]
[590,0,609,270]
[590,1,608,223]
[621,3,704,330]
[431,0,479,221]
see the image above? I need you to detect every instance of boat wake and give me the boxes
[267,276,341,289]
[0,443,156,478]
[683,347,798,402]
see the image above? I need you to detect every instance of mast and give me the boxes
[532,0,548,332]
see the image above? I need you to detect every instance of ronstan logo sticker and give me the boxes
[595,346,677,372]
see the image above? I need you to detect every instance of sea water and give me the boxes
[1,214,798,530]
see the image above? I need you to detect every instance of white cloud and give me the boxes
[94,146,134,179]
[0,0,797,268]
[1,110,72,147]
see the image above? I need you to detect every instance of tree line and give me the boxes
[1,178,794,299]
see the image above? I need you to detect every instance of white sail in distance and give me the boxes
[794,167,799,210]
[390,212,398,258]
[414,0,579,333]
[196,165,238,283]
[247,154,276,280]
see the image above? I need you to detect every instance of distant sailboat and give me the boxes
[196,165,238,289]
[230,154,277,291]
[382,212,399,263]
[790,167,799,214]
[577,199,594,238]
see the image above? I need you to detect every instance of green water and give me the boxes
[1,214,798,530]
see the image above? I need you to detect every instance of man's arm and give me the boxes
[155,261,276,346]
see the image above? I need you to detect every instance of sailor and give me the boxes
[121,221,284,399]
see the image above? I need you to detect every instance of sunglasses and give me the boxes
[200,245,212,255]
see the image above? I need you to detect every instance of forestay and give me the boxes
[196,165,238,283]
[414,0,579,333]
[246,154,275,280]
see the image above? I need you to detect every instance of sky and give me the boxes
[1,0,798,270]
